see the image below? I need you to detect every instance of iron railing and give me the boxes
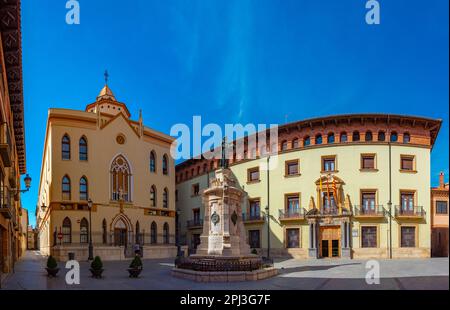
[279,208,306,220]
[395,206,425,217]
[242,213,264,221]
[186,219,203,228]
[0,186,13,220]
[0,122,12,167]
[353,205,385,217]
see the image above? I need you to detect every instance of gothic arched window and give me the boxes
[80,218,88,243]
[79,136,88,161]
[150,151,156,173]
[62,134,71,160]
[62,217,72,244]
[102,219,107,244]
[62,175,71,200]
[163,188,168,208]
[110,155,132,202]
[79,176,88,201]
[150,185,157,207]
[163,223,169,244]
[151,222,157,244]
[162,154,169,175]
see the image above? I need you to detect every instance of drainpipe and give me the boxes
[388,133,393,259]
[266,156,271,259]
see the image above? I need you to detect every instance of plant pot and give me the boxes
[90,268,104,279]
[46,267,59,277]
[127,268,142,278]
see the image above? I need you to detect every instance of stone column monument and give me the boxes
[194,167,251,257]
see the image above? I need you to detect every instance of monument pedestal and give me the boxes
[173,168,277,281]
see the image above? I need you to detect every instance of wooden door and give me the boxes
[320,226,341,258]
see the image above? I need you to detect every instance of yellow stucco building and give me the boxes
[36,84,178,261]
[176,114,442,259]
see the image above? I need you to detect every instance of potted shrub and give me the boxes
[90,256,104,278]
[45,255,59,277]
[127,255,143,278]
[251,248,258,255]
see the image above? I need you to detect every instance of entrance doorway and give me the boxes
[114,219,128,246]
[320,226,340,258]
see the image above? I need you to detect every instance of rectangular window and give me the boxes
[285,160,299,176]
[401,226,416,247]
[436,201,448,214]
[361,191,376,212]
[401,155,415,171]
[247,167,260,182]
[361,154,375,169]
[286,228,300,248]
[249,230,260,248]
[400,192,415,212]
[322,156,336,172]
[192,183,200,196]
[286,194,300,213]
[193,209,200,224]
[361,226,377,248]
[249,199,260,219]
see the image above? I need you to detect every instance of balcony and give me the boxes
[353,205,385,219]
[186,219,203,229]
[242,213,265,223]
[395,206,425,219]
[0,122,13,167]
[279,208,306,221]
[0,185,13,219]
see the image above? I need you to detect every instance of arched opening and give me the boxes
[150,151,156,172]
[327,133,335,144]
[315,134,322,145]
[62,134,70,160]
[390,131,398,142]
[114,218,128,246]
[79,136,88,161]
[162,154,169,175]
[403,132,411,143]
[80,218,88,244]
[150,185,157,207]
[292,138,299,149]
[304,136,311,146]
[102,219,107,244]
[365,131,373,142]
[163,188,169,208]
[62,217,72,244]
[110,155,132,202]
[79,176,88,201]
[340,132,348,143]
[352,131,360,142]
[62,175,71,200]
[163,223,169,244]
[378,131,386,141]
[151,222,157,244]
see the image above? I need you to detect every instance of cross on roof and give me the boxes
[104,70,109,85]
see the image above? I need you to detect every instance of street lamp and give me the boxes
[11,174,32,194]
[87,198,93,260]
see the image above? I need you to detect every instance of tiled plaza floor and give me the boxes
[2,251,448,290]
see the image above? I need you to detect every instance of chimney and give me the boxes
[439,171,445,188]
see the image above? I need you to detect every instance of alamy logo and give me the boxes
[365,0,381,25]
[66,0,80,25]
[65,260,80,285]
[365,260,380,285]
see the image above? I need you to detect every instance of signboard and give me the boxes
[57,232,63,240]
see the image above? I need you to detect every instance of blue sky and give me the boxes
[21,0,448,226]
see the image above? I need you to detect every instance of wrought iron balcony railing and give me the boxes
[279,208,306,220]
[242,213,264,222]
[0,122,13,167]
[186,219,203,228]
[395,206,425,218]
[0,185,13,219]
[353,205,385,217]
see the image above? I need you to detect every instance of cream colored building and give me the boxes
[176,114,442,259]
[36,85,178,261]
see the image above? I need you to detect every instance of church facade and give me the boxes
[36,85,177,261]
[176,114,442,259]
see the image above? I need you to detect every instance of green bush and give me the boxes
[47,256,58,269]
[91,256,103,270]
[129,255,143,269]
[251,248,258,255]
